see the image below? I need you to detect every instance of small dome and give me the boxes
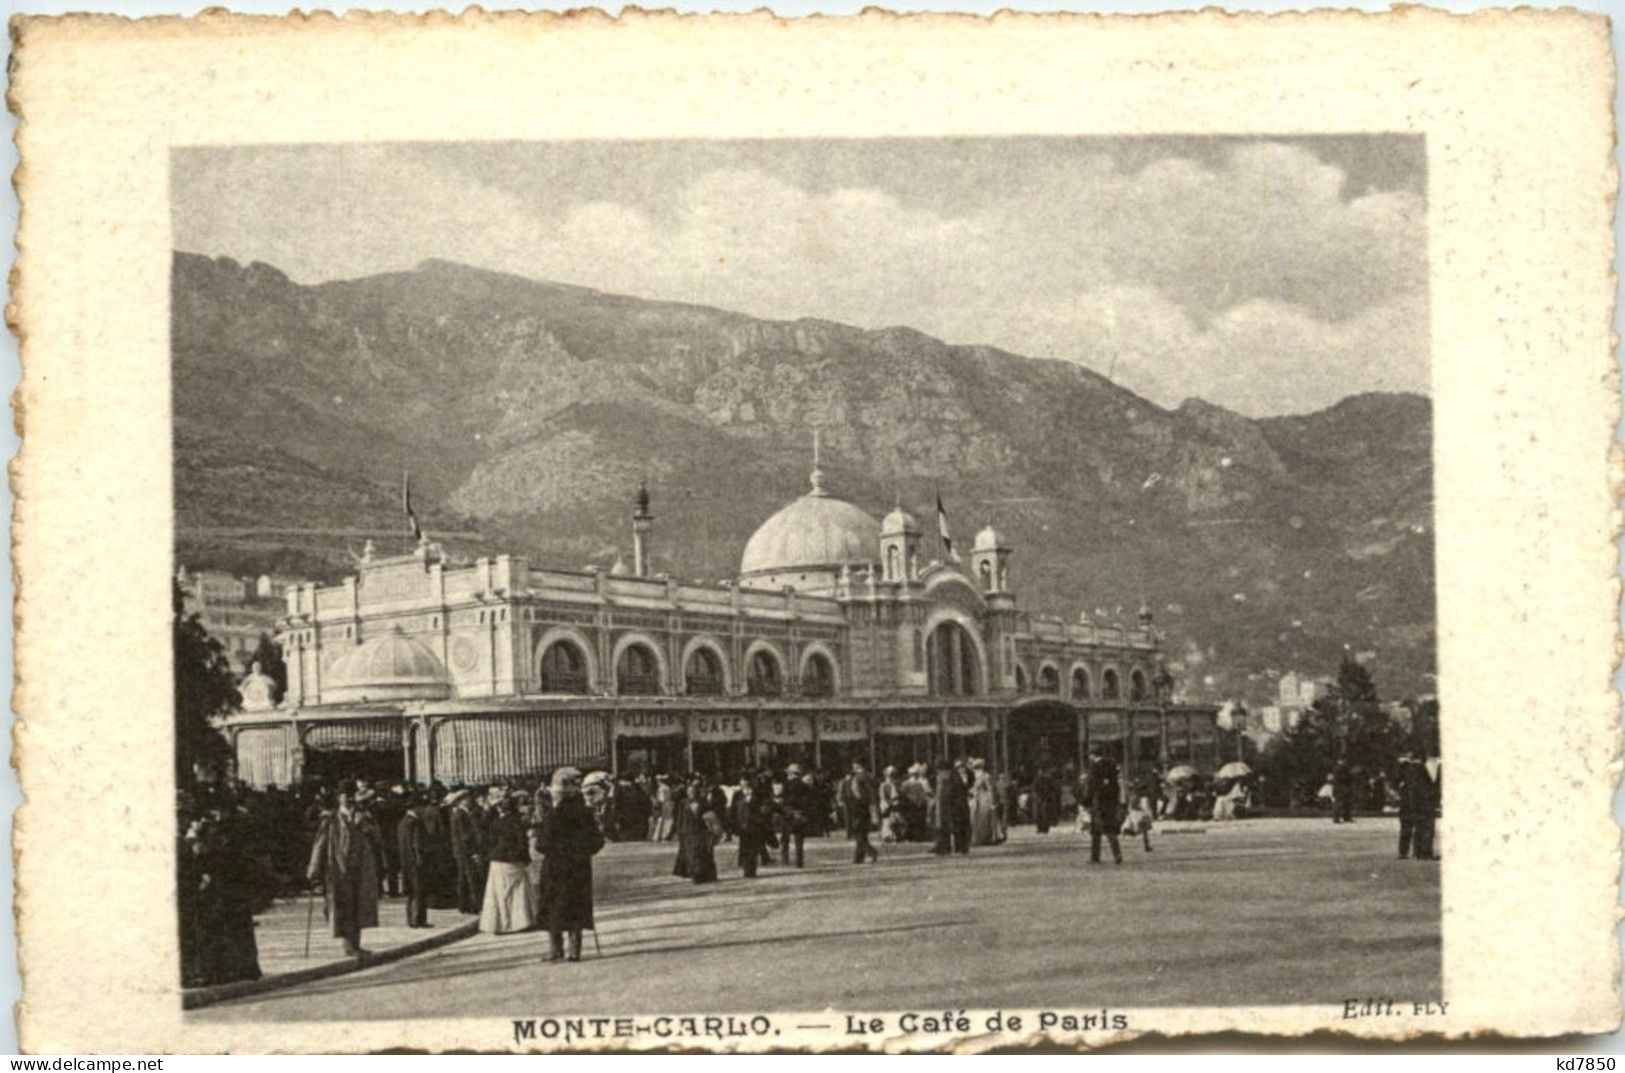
[608,555,631,576]
[741,468,880,578]
[324,628,450,704]
[881,503,919,536]
[973,524,1005,551]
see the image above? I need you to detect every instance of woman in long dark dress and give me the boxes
[534,767,605,962]
[673,773,720,884]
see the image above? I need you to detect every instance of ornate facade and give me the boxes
[221,460,1224,787]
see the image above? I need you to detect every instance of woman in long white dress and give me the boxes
[968,760,1005,845]
[478,790,538,935]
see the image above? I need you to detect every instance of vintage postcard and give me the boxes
[8,8,1619,1053]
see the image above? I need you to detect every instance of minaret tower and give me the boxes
[879,493,922,583]
[632,480,653,577]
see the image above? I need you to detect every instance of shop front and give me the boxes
[300,719,405,786]
[874,709,939,771]
[943,709,993,764]
[756,712,814,772]
[814,711,869,773]
[613,710,686,776]
[1004,699,1078,778]
[1082,709,1127,765]
[690,712,752,782]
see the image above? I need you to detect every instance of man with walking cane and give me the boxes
[306,781,384,959]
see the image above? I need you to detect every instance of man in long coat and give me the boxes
[779,765,818,868]
[448,789,486,914]
[1032,765,1058,834]
[1081,745,1124,865]
[306,784,384,957]
[727,776,775,878]
[535,767,606,961]
[839,760,880,864]
[932,759,971,856]
[1397,751,1440,860]
[396,792,431,928]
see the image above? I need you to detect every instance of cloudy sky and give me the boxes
[172,136,1428,416]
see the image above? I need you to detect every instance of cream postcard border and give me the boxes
[9,9,1619,1052]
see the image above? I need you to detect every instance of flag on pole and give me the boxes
[936,490,956,559]
[403,471,423,542]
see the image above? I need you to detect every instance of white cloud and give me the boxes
[173,141,1428,416]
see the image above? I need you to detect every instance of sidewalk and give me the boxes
[183,896,479,1010]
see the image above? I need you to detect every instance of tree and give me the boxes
[249,632,287,704]
[1255,655,1406,807]
[174,581,239,784]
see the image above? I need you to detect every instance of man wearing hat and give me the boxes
[534,766,605,961]
[1081,744,1125,865]
[931,759,971,856]
[306,781,384,957]
[839,760,881,864]
[396,790,433,928]
[780,764,818,868]
[448,788,486,915]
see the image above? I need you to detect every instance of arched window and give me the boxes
[1102,668,1121,701]
[539,640,588,694]
[886,546,900,579]
[802,653,834,698]
[1014,664,1027,694]
[685,646,724,695]
[617,643,661,695]
[1038,664,1060,693]
[747,649,782,697]
[1071,667,1091,700]
[926,621,981,696]
[978,560,992,590]
[1130,669,1149,703]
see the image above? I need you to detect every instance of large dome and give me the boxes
[740,465,880,578]
[324,628,451,704]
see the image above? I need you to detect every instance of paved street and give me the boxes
[192,817,1439,1021]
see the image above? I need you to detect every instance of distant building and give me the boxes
[220,456,1221,788]
[177,567,294,673]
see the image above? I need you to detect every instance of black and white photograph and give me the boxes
[169,135,1442,1023]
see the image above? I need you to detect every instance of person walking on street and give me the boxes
[673,772,722,884]
[534,766,605,962]
[1331,760,1355,824]
[1031,764,1058,834]
[878,766,905,843]
[729,777,775,878]
[1397,751,1440,860]
[932,759,971,856]
[306,781,384,958]
[780,765,817,868]
[448,789,486,914]
[478,789,537,935]
[1081,745,1124,865]
[840,760,881,864]
[396,791,431,928]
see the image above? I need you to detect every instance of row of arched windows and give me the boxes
[537,638,836,698]
[1019,663,1151,702]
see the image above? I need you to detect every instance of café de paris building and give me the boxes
[222,461,1224,789]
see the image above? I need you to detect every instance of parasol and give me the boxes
[1216,761,1253,780]
[1165,765,1198,782]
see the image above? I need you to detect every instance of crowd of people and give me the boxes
[177,745,1437,990]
